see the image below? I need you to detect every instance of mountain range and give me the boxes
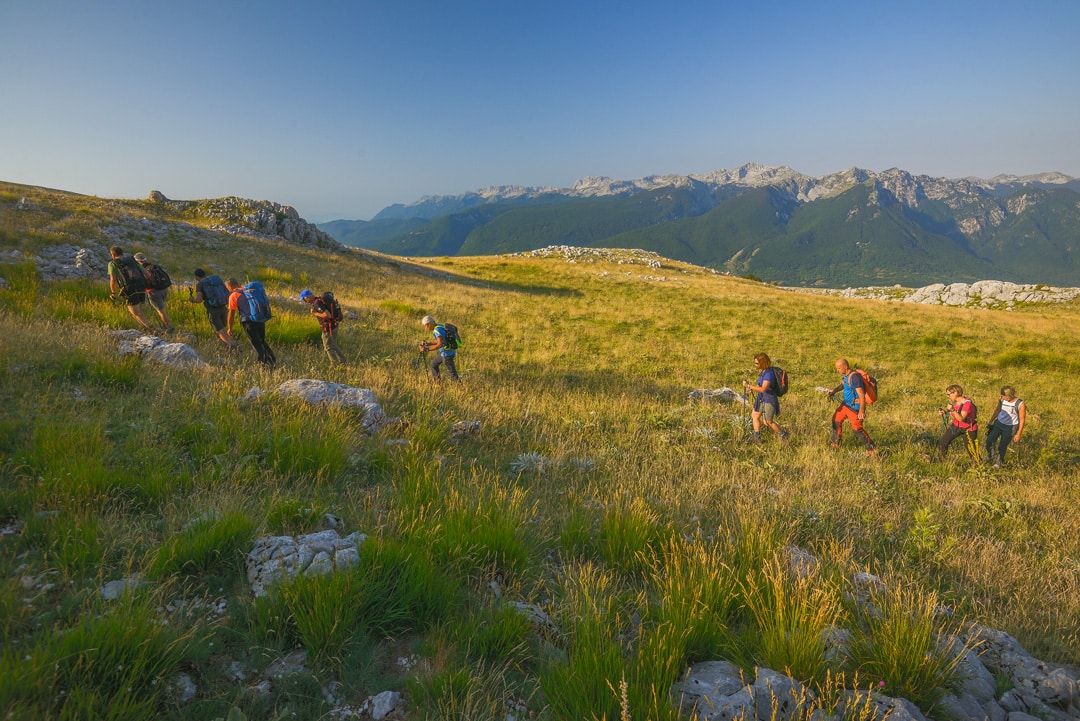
[319,164,1080,287]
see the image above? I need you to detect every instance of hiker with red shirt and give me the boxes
[934,384,978,462]
[827,358,877,454]
[300,289,347,364]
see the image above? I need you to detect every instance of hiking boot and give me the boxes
[865,448,878,456]
[779,430,791,443]
[750,432,762,444]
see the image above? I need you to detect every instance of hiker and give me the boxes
[827,358,877,454]
[188,269,237,350]
[934,384,978,463]
[106,246,153,331]
[226,277,276,368]
[134,252,174,332]
[742,352,789,443]
[419,315,459,381]
[300,289,347,364]
[985,385,1026,467]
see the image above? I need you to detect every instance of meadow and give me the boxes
[1,186,1078,720]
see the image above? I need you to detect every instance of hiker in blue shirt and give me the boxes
[419,315,459,382]
[742,352,789,443]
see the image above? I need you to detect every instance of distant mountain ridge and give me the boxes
[319,164,1080,287]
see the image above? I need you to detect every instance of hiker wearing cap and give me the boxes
[189,269,237,350]
[934,384,978,463]
[985,385,1026,467]
[106,246,153,331]
[134,252,174,332]
[742,352,790,443]
[226,277,276,369]
[300,289,346,364]
[827,358,877,454]
[419,315,459,381]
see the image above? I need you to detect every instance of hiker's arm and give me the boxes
[827,383,842,397]
[1014,402,1026,440]
[855,387,866,418]
[189,290,204,303]
[226,307,235,335]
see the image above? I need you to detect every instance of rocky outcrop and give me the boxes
[272,379,391,434]
[795,280,1080,309]
[186,196,342,251]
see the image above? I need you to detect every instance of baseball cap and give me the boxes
[299,289,314,301]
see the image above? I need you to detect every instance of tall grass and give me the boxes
[2,190,1080,718]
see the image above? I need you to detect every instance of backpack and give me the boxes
[770,366,789,397]
[114,256,147,296]
[241,281,273,323]
[854,368,878,404]
[321,292,343,323]
[201,275,229,308]
[145,263,172,291]
[439,323,461,350]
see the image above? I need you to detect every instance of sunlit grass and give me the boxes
[2,190,1080,718]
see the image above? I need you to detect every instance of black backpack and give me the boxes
[771,366,789,397]
[439,323,461,350]
[114,256,147,296]
[321,292,343,323]
[145,263,172,291]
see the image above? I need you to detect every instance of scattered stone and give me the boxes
[265,649,308,679]
[370,690,401,720]
[245,529,366,597]
[449,420,481,441]
[101,573,144,601]
[174,673,197,704]
[109,330,209,370]
[273,379,390,434]
[689,387,749,404]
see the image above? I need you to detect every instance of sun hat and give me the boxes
[133,252,147,262]
[299,289,314,301]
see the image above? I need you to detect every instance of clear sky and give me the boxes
[2,0,1078,221]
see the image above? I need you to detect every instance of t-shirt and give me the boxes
[950,399,977,430]
[433,325,455,356]
[757,368,779,397]
[228,289,252,321]
[311,298,337,332]
[842,371,866,410]
[996,398,1024,426]
[195,275,229,307]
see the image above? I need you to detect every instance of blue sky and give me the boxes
[2,0,1078,221]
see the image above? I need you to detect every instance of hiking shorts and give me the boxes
[753,394,779,421]
[206,304,229,332]
[124,290,146,306]
[147,288,168,313]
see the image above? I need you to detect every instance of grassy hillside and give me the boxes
[2,183,1079,720]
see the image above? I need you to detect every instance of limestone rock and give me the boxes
[245,529,366,597]
[109,330,209,371]
[274,379,389,434]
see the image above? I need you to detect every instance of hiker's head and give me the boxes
[225,277,240,291]
[299,289,315,304]
[110,246,124,259]
[421,315,436,330]
[194,268,206,279]
[133,252,147,263]
[1001,385,1016,399]
[835,358,851,374]
[753,353,771,370]
[946,384,964,399]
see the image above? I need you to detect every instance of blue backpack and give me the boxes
[241,281,272,323]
